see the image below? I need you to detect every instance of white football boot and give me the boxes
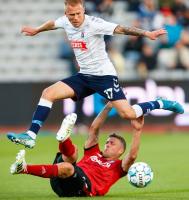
[10,149,27,174]
[56,113,77,142]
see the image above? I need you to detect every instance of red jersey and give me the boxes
[77,144,125,196]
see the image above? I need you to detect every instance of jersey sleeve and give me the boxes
[84,144,100,156]
[91,17,118,36]
[54,16,66,29]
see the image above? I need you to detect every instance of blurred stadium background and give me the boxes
[0,0,189,131]
[0,0,189,199]
[0,0,189,128]
[0,0,189,129]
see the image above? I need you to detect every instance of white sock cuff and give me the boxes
[132,104,143,118]
[38,98,53,108]
[27,130,36,140]
[157,100,163,109]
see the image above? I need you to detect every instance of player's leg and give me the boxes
[112,97,184,120]
[7,80,75,148]
[7,74,95,148]
[111,99,136,119]
[10,149,75,179]
[56,113,78,163]
[27,81,75,138]
[111,99,161,119]
[10,150,90,197]
[91,75,184,119]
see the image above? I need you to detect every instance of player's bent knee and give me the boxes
[57,162,75,178]
[118,109,136,120]
[119,111,130,119]
[41,87,56,102]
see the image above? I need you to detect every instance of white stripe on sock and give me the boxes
[157,100,163,109]
[38,98,53,108]
[27,130,36,140]
[132,105,143,118]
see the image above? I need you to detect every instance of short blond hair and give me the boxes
[65,0,84,6]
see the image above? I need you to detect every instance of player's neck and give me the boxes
[102,154,119,161]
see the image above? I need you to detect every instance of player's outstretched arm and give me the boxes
[21,20,56,36]
[85,102,112,148]
[114,25,167,40]
[121,116,144,172]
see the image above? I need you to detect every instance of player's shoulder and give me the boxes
[55,15,67,24]
[84,143,100,154]
[86,15,105,24]
[59,15,67,22]
[54,15,69,29]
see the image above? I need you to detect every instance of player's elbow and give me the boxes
[89,124,99,133]
[47,20,56,29]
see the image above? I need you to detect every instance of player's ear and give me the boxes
[118,147,125,156]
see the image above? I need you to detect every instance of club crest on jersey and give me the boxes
[70,40,88,51]
[81,32,85,38]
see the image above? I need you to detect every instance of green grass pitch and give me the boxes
[0,132,189,200]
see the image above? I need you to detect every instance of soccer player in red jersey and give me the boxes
[10,102,144,197]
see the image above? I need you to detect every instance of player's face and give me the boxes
[65,4,85,28]
[103,137,124,159]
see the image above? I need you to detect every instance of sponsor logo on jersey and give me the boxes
[90,155,113,168]
[70,40,88,51]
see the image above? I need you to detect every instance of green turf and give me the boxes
[0,132,189,200]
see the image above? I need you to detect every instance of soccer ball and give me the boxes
[127,162,153,188]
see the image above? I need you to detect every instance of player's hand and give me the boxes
[145,29,167,40]
[21,26,39,36]
[131,116,144,131]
